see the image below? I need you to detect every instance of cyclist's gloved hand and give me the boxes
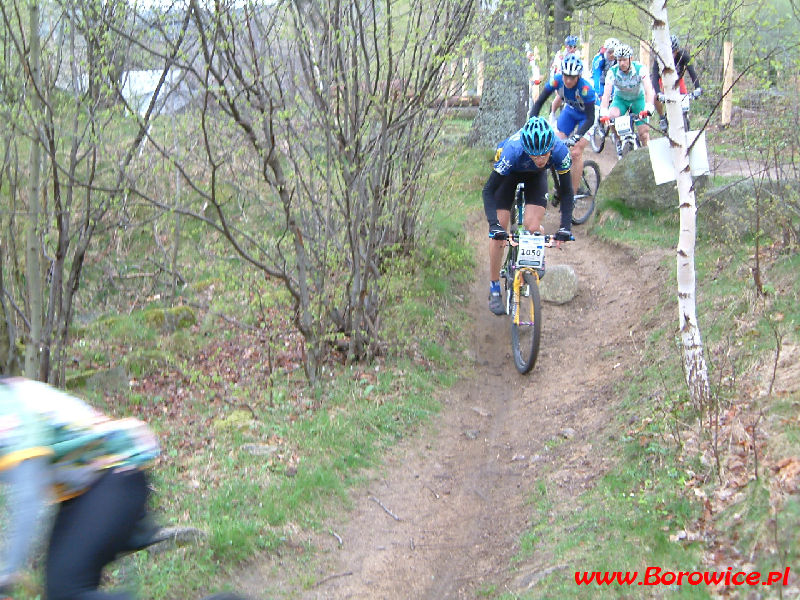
[657,92,665,102]
[488,221,508,240]
[692,87,703,99]
[599,115,611,125]
[638,107,653,120]
[566,133,582,147]
[554,227,572,242]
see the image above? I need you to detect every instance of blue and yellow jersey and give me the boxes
[0,379,160,501]
[493,131,571,176]
[542,74,597,112]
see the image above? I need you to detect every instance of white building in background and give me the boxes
[119,68,195,116]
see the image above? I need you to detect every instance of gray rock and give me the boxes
[698,179,799,241]
[241,444,280,456]
[539,264,577,305]
[597,146,708,212]
[559,427,576,439]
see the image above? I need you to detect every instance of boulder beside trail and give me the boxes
[596,146,708,212]
[539,264,578,304]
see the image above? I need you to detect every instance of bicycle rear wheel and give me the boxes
[510,270,542,374]
[572,160,600,225]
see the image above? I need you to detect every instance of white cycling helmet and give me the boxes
[561,54,584,76]
[603,38,619,52]
[614,44,633,59]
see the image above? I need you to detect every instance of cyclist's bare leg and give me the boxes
[489,209,511,281]
[637,122,649,146]
[522,204,545,236]
[569,138,588,192]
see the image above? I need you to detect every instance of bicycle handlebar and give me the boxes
[489,231,574,243]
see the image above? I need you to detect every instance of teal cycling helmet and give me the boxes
[561,54,583,76]
[564,35,580,48]
[520,117,555,156]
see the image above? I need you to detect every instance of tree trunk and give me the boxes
[650,0,711,410]
[24,1,43,380]
[468,1,529,146]
[552,0,572,52]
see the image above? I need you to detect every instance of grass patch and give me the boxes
[27,142,489,600]
[504,182,800,598]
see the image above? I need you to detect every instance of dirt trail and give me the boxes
[237,146,674,599]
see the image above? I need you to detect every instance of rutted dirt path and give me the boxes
[237,146,673,599]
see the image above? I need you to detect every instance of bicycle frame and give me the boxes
[502,185,545,321]
[511,249,542,326]
[500,184,546,374]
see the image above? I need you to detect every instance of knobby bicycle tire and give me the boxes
[572,160,600,225]
[510,270,542,374]
[590,124,606,153]
[620,139,635,157]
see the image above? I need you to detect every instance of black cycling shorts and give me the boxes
[492,169,549,210]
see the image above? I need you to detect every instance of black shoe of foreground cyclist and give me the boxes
[488,289,505,315]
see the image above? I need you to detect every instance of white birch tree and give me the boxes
[649,0,711,409]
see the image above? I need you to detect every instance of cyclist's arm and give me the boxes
[643,73,656,107]
[482,171,505,225]
[600,71,614,112]
[0,457,50,581]
[650,59,662,93]
[600,79,614,116]
[528,85,554,118]
[685,59,701,89]
[591,55,603,93]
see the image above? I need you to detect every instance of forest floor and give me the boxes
[229,145,677,598]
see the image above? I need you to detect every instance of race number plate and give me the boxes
[518,233,545,268]
[614,115,633,135]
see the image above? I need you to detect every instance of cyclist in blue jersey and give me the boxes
[0,377,165,600]
[591,38,618,99]
[483,117,573,315]
[528,54,595,199]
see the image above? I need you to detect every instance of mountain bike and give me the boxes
[493,184,570,374]
[609,112,642,158]
[549,160,601,225]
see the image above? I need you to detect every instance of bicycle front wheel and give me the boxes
[510,271,542,374]
[572,160,600,225]
[620,139,635,157]
[590,123,605,153]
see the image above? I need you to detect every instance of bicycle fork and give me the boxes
[512,269,539,325]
